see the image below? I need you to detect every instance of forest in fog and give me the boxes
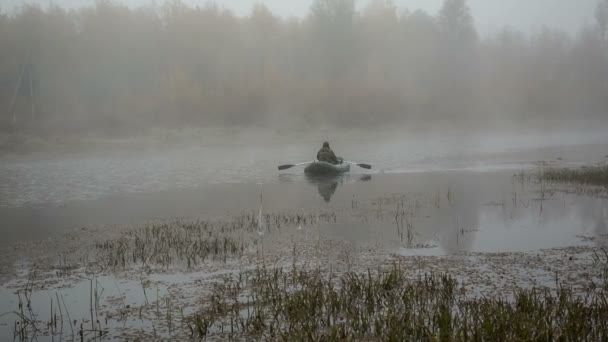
[1,0,608,136]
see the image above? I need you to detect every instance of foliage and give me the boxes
[1,0,607,135]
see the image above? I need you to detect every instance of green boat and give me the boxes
[304,159,350,176]
[278,158,369,174]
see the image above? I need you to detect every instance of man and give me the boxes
[317,141,339,164]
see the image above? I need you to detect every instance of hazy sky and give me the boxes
[0,0,599,35]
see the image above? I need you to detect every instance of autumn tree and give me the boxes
[309,0,356,76]
[436,0,478,120]
[0,0,607,135]
[596,0,608,40]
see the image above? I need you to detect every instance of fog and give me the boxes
[1,0,607,141]
[2,0,599,35]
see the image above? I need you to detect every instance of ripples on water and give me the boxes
[1,134,607,208]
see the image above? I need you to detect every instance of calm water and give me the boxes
[2,170,608,340]
[2,133,607,208]
[1,134,608,341]
[0,133,607,248]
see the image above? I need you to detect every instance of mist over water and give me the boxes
[2,2,608,341]
[1,129,607,208]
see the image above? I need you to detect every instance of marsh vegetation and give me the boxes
[540,165,608,186]
[2,172,608,340]
[188,263,608,340]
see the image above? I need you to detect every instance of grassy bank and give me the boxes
[189,263,608,340]
[540,165,608,186]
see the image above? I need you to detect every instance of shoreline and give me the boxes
[3,125,608,159]
[1,210,606,340]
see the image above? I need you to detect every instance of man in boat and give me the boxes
[317,141,339,164]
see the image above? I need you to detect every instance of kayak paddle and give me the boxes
[278,160,372,170]
[344,161,372,169]
[278,161,315,170]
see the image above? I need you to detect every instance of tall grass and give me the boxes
[95,212,337,269]
[188,263,608,340]
[540,165,608,186]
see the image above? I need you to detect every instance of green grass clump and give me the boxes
[540,165,608,186]
[95,220,247,269]
[94,212,337,269]
[189,264,608,340]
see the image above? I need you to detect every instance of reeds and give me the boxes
[539,165,608,186]
[4,276,108,341]
[188,263,608,340]
[95,212,338,269]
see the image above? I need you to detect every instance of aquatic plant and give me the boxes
[95,212,339,269]
[539,165,608,186]
[188,263,608,340]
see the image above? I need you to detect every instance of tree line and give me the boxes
[1,0,607,136]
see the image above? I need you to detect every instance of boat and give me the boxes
[304,159,350,176]
[278,157,370,175]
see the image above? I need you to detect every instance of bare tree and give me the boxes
[596,0,608,40]
[438,0,476,47]
[1,1,607,135]
[309,0,356,76]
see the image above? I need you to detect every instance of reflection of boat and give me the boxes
[305,174,372,203]
[277,172,372,203]
[304,160,350,176]
[306,175,340,202]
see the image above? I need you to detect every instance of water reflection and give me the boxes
[395,184,480,255]
[290,172,608,256]
[304,174,373,203]
[277,173,372,203]
[401,185,607,255]
[589,198,607,242]
[305,175,340,202]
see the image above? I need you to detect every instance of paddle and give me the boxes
[342,160,372,170]
[344,161,372,169]
[278,161,315,170]
[279,160,372,170]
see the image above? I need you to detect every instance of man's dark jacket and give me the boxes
[317,146,339,164]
